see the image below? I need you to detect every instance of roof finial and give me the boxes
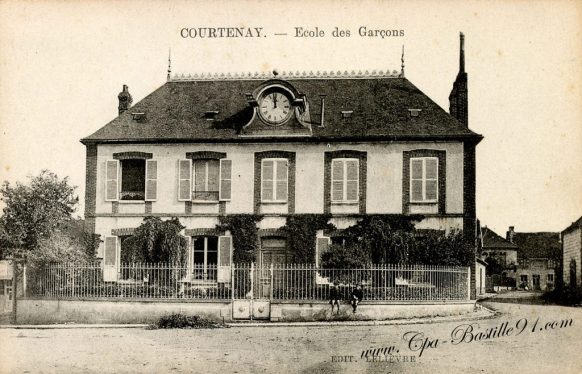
[167,48,172,81]
[400,45,405,77]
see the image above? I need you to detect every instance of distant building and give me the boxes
[561,216,582,287]
[511,227,561,291]
[479,225,518,290]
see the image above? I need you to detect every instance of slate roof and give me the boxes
[562,216,582,235]
[513,232,561,260]
[81,76,482,144]
[481,227,518,250]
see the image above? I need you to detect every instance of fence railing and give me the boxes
[26,262,470,302]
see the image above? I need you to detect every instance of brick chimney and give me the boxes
[506,226,515,243]
[118,85,133,115]
[449,32,468,127]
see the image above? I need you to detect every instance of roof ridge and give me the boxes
[169,69,404,82]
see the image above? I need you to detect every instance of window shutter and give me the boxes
[105,160,119,201]
[145,160,158,201]
[331,160,344,201]
[261,160,274,201]
[316,237,330,267]
[178,159,192,201]
[219,159,232,201]
[217,235,232,283]
[275,160,288,201]
[426,158,438,179]
[185,236,192,273]
[103,236,118,282]
[346,160,359,201]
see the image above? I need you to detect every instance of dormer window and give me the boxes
[204,111,219,121]
[341,110,353,119]
[131,112,146,122]
[408,109,422,117]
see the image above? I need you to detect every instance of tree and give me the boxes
[0,170,79,259]
[122,217,188,265]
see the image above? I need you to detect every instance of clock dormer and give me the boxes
[241,78,312,136]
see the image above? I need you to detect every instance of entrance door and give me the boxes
[532,274,541,290]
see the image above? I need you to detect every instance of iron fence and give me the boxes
[26,262,470,302]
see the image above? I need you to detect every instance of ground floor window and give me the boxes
[520,274,528,285]
[193,236,218,281]
[547,273,554,283]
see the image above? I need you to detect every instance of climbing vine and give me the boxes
[282,214,335,263]
[216,214,263,263]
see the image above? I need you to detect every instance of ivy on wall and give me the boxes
[216,214,263,263]
[283,214,335,263]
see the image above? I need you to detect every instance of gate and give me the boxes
[232,263,272,320]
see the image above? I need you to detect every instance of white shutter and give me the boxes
[105,160,119,201]
[217,235,232,283]
[103,236,118,282]
[145,160,158,201]
[425,158,438,201]
[275,160,288,201]
[331,159,344,201]
[261,160,274,201]
[346,159,359,202]
[185,236,192,273]
[178,159,192,201]
[316,236,330,267]
[219,159,232,201]
[410,158,424,202]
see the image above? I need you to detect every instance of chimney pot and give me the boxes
[118,84,133,115]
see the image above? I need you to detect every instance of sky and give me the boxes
[0,0,581,235]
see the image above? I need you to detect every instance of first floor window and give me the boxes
[410,157,438,203]
[120,159,145,200]
[547,273,554,282]
[261,159,288,202]
[193,159,220,201]
[331,158,359,202]
[193,236,218,280]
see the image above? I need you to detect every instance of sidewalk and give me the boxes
[0,304,495,329]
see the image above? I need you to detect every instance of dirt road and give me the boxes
[1,302,580,374]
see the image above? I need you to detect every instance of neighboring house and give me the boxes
[0,260,13,313]
[481,226,519,269]
[511,227,561,291]
[561,216,582,287]
[81,34,482,293]
[479,225,518,290]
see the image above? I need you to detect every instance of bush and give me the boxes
[542,286,582,306]
[152,313,227,329]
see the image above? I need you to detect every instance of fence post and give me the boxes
[231,263,235,301]
[270,263,274,301]
[467,266,471,300]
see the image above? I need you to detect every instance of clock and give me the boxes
[258,88,293,125]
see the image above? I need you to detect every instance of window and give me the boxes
[193,236,218,281]
[410,157,438,203]
[331,158,359,202]
[261,159,288,202]
[520,275,528,284]
[193,159,220,201]
[547,274,554,282]
[120,159,145,200]
[178,158,231,202]
[105,157,157,202]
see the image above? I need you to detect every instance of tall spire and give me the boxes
[167,48,172,81]
[400,45,405,77]
[459,32,465,73]
[449,32,468,128]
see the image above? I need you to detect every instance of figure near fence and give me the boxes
[351,284,363,313]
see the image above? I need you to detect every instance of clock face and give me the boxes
[258,89,292,125]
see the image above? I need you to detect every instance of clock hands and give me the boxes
[272,93,278,108]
